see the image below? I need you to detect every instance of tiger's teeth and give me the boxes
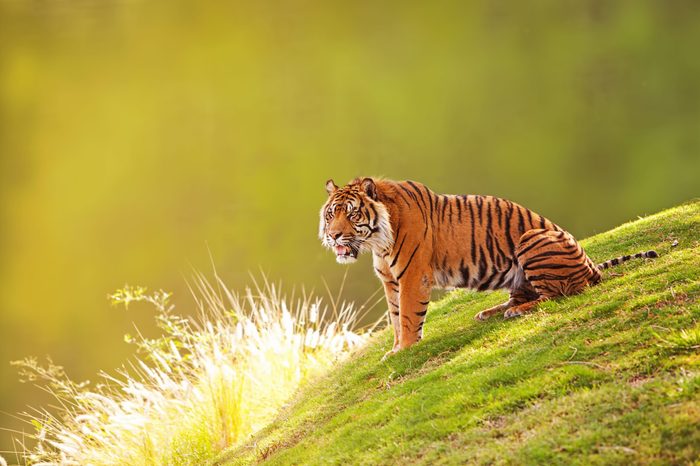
[335,245,351,256]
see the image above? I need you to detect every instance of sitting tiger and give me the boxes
[319,177,658,357]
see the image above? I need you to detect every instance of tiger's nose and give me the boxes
[329,230,343,240]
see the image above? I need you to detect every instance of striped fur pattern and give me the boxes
[598,250,658,270]
[319,178,658,357]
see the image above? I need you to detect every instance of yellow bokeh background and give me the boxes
[1,0,699,455]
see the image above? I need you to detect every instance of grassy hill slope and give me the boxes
[217,200,700,465]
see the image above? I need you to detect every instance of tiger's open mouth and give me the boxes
[334,245,358,262]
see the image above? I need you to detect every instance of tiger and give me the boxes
[319,177,658,357]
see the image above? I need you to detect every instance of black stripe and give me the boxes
[418,300,430,306]
[398,185,418,203]
[389,300,399,308]
[531,255,587,270]
[493,239,507,269]
[492,241,501,269]
[375,267,389,277]
[468,199,476,265]
[525,248,586,266]
[396,244,421,280]
[456,197,462,223]
[485,203,495,265]
[415,310,428,317]
[390,233,407,267]
[517,235,566,257]
[475,196,483,223]
[518,230,543,248]
[525,262,586,272]
[478,245,488,280]
[429,192,436,222]
[527,272,568,282]
[504,201,515,255]
[569,265,594,281]
[404,183,428,231]
[407,181,427,210]
[441,195,448,222]
[477,276,492,291]
[459,195,469,225]
[495,199,503,229]
[406,182,429,229]
[525,209,534,230]
[368,203,379,227]
[520,228,542,245]
[528,247,580,261]
[516,206,525,236]
[395,190,413,208]
[423,185,435,222]
[459,258,470,287]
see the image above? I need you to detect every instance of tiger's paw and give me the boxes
[503,309,522,319]
[381,347,401,361]
[475,311,492,321]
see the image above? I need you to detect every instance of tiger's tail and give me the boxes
[597,250,658,270]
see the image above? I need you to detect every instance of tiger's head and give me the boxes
[319,177,393,264]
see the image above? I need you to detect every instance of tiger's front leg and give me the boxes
[397,268,433,351]
[374,255,401,356]
[382,279,400,351]
[382,238,433,357]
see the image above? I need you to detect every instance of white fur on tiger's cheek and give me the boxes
[365,201,394,255]
[318,204,329,240]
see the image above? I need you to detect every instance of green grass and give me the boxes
[215,200,700,466]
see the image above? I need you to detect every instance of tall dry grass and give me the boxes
[7,273,379,465]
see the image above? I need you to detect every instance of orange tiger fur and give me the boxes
[319,178,658,357]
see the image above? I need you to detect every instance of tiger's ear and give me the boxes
[325,179,338,195]
[361,177,377,199]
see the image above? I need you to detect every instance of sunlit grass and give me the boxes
[652,324,700,351]
[216,200,700,465]
[8,273,378,465]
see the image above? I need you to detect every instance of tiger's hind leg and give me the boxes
[474,300,512,321]
[505,229,601,318]
[504,297,546,319]
[474,283,539,321]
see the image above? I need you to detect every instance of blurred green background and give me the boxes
[1,0,699,456]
